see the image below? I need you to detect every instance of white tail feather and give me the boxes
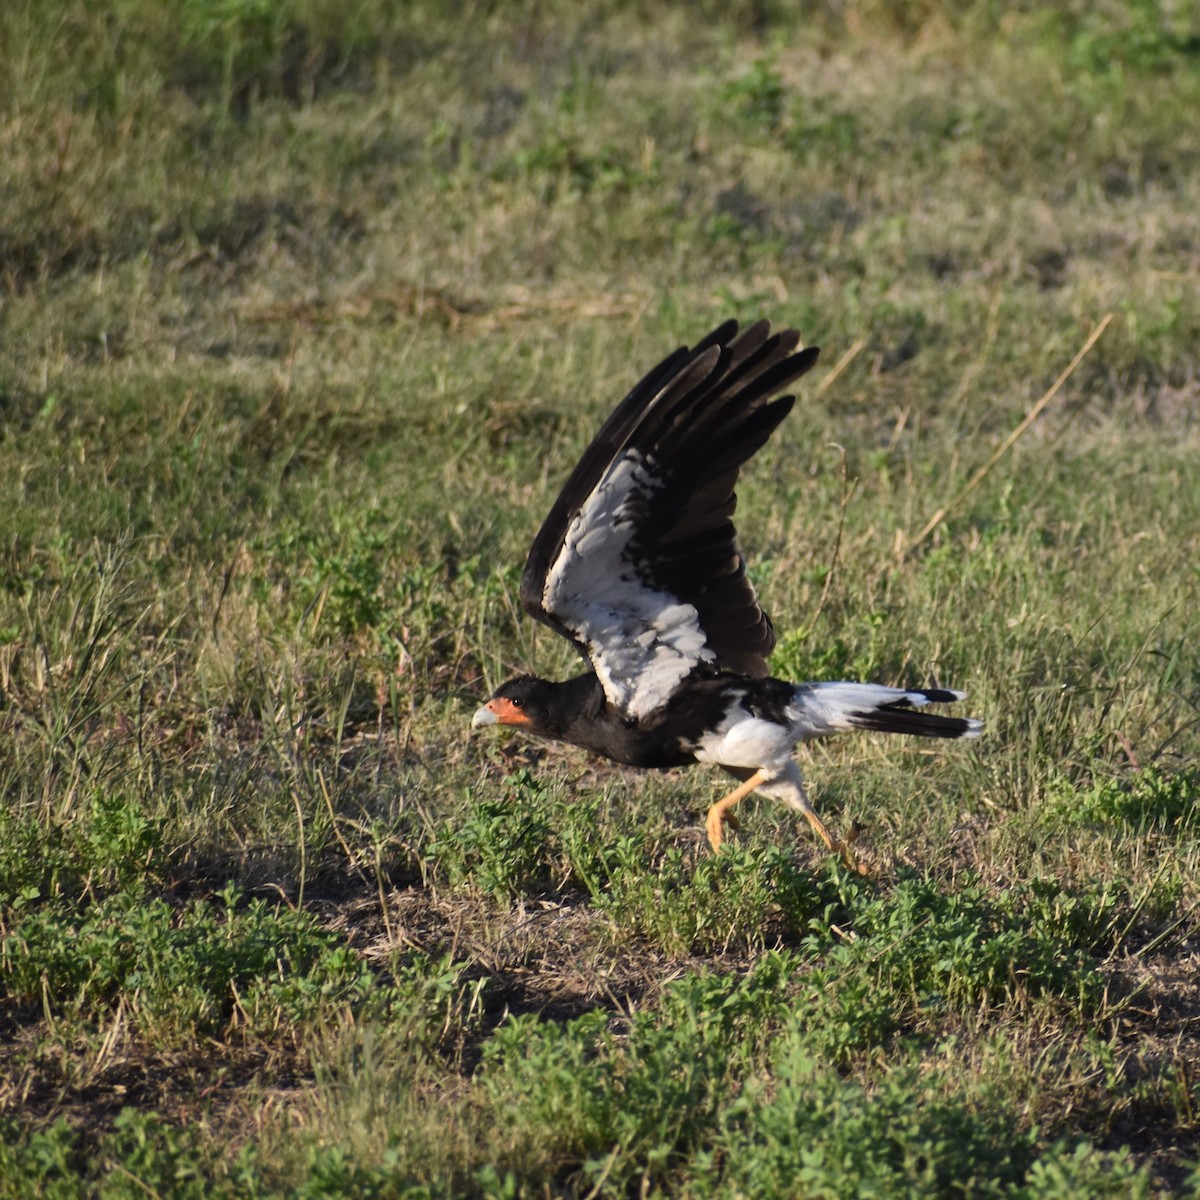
[792,682,982,740]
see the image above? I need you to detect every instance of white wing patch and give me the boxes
[541,451,715,721]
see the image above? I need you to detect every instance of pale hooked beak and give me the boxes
[471,704,499,729]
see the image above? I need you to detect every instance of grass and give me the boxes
[2,0,1200,1193]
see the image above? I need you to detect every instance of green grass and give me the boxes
[3,0,1200,1194]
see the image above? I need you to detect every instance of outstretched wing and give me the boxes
[520,319,819,722]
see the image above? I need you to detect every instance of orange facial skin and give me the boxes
[475,697,532,727]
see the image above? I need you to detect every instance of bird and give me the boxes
[471,319,981,868]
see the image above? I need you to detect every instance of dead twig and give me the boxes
[905,312,1114,557]
[816,337,866,398]
[811,444,858,627]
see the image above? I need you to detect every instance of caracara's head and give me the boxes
[471,675,560,737]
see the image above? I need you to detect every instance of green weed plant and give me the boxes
[1,0,1198,1192]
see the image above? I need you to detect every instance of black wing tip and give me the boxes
[792,343,821,371]
[665,322,818,441]
[689,318,817,358]
[693,318,743,354]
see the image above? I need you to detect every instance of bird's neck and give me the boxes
[516,672,607,742]
[550,672,607,731]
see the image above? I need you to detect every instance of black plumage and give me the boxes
[474,319,982,865]
[519,319,816,683]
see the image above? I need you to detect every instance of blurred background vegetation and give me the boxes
[2,0,1199,1195]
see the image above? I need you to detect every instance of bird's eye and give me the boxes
[511,698,524,709]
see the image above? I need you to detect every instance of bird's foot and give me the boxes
[705,803,740,852]
[832,835,870,877]
[804,810,870,876]
[704,769,769,853]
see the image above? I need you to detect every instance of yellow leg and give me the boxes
[707,768,870,875]
[797,807,868,875]
[799,806,837,851]
[783,771,868,874]
[705,769,770,852]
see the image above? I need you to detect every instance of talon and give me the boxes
[706,804,741,852]
[833,838,870,876]
[704,769,770,853]
[706,809,726,852]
